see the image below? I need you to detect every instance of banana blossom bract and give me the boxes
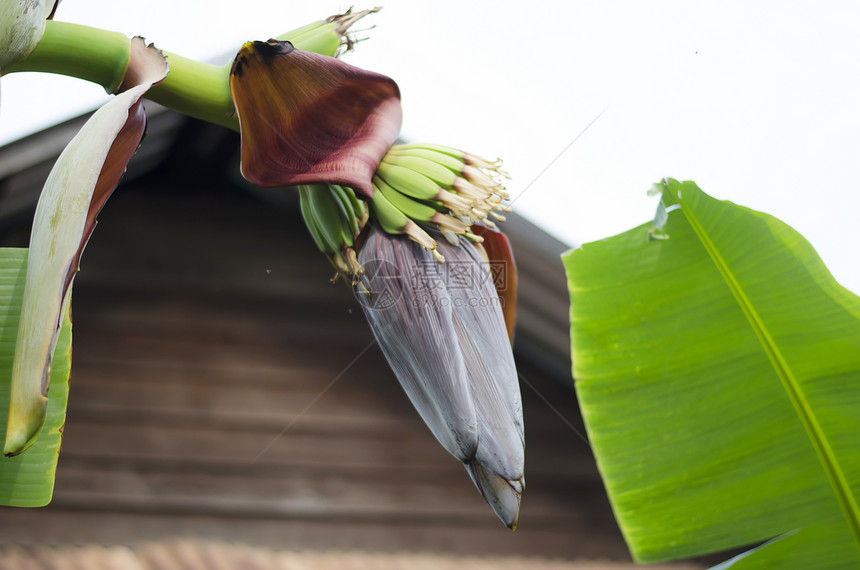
[471,225,517,342]
[0,0,58,73]
[4,38,168,455]
[229,39,402,197]
[356,225,525,528]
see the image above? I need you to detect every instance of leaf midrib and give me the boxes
[679,189,860,549]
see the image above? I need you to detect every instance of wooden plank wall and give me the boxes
[0,139,627,561]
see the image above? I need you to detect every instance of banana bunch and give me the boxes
[298,183,368,282]
[369,143,512,261]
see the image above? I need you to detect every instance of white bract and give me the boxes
[0,0,56,73]
[5,37,167,455]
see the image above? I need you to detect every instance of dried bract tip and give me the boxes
[326,6,382,52]
[118,36,169,93]
[467,462,524,530]
[327,6,382,29]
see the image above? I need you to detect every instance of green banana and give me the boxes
[372,143,512,246]
[332,184,367,222]
[392,142,464,159]
[375,177,469,236]
[369,180,410,233]
[307,184,351,251]
[375,162,472,217]
[329,183,360,238]
[299,186,332,254]
[329,188,356,247]
[376,161,441,201]
[375,176,439,222]
[387,145,466,174]
[369,180,443,261]
[382,154,458,189]
[300,184,368,282]
[394,142,505,173]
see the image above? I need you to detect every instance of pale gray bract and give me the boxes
[356,226,524,528]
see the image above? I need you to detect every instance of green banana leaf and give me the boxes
[562,179,860,568]
[0,248,72,507]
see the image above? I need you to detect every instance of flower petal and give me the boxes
[230,40,401,196]
[436,235,525,528]
[46,0,59,20]
[356,227,478,461]
[356,227,525,528]
[4,38,168,455]
[471,224,518,342]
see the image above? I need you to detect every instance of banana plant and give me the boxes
[0,249,72,507]
[0,5,353,459]
[294,143,523,526]
[563,178,860,568]
[1,4,524,526]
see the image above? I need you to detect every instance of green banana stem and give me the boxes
[6,21,131,94]
[152,56,237,130]
[6,18,347,131]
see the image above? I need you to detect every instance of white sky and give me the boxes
[2,1,860,292]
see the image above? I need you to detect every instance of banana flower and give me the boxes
[4,12,380,456]
[3,5,526,528]
[200,20,528,528]
[355,225,525,528]
[471,224,518,342]
[4,37,168,455]
[290,142,524,527]
[229,39,402,196]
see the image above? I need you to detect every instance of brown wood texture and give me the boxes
[0,124,628,561]
[0,540,704,570]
